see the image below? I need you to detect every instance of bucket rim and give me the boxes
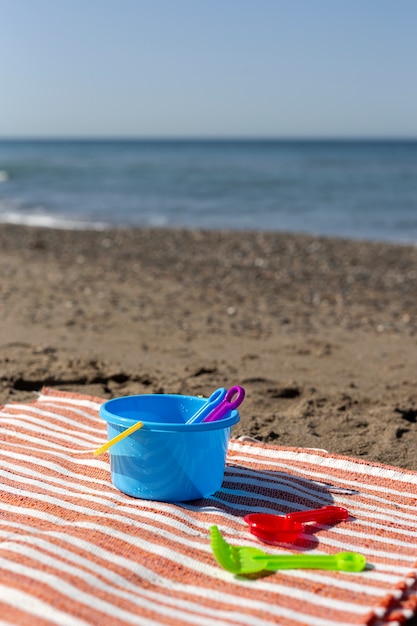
[99,393,240,432]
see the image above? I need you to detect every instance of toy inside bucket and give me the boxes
[99,393,241,502]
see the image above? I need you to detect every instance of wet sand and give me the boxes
[1,223,417,470]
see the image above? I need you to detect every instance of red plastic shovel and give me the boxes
[244,505,349,544]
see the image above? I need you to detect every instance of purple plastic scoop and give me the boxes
[186,387,227,424]
[202,385,245,423]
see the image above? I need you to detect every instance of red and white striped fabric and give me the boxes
[0,388,416,626]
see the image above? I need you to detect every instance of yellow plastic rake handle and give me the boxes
[93,421,144,456]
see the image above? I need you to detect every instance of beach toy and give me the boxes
[202,385,246,423]
[244,505,349,544]
[210,525,366,575]
[99,393,241,501]
[185,387,227,424]
[93,420,144,456]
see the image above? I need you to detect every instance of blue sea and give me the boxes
[0,139,416,244]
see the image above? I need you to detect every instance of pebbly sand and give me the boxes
[1,223,417,471]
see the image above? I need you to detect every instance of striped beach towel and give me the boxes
[0,388,416,626]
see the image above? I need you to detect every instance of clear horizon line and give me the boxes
[1,134,417,142]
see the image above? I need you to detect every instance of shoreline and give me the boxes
[1,223,417,470]
[1,218,417,248]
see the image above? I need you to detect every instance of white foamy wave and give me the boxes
[0,208,109,231]
[0,170,9,182]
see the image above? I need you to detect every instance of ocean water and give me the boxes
[0,139,416,244]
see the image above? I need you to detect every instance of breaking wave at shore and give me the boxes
[1,139,417,243]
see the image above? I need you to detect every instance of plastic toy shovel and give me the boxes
[202,385,245,423]
[186,387,227,424]
[186,385,245,425]
[244,506,349,544]
[210,526,366,575]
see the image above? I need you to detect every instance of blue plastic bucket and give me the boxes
[99,394,240,501]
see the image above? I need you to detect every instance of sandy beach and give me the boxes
[1,223,417,471]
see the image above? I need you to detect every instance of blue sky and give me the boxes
[1,0,416,138]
